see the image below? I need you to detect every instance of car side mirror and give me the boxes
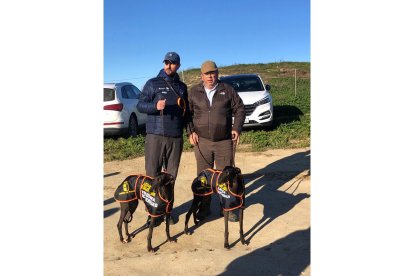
[265,84,271,91]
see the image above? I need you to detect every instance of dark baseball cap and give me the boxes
[163,52,180,64]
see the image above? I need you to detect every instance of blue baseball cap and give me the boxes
[163,52,180,64]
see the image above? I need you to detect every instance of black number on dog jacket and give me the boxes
[114,175,172,217]
[191,168,244,211]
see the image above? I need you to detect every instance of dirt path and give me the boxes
[104,147,310,275]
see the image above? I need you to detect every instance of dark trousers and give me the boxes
[194,137,234,214]
[145,133,183,181]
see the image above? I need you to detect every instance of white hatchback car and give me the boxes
[104,82,147,137]
[220,74,273,128]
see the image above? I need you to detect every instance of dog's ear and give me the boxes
[149,183,158,193]
[150,175,163,193]
[235,167,241,175]
[168,174,175,185]
[159,173,174,187]
[192,178,201,189]
[218,170,230,183]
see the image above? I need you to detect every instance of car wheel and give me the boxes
[128,115,139,137]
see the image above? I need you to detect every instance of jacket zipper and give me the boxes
[203,89,211,137]
[205,84,223,139]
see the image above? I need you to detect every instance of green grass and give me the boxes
[104,61,310,162]
[104,135,145,161]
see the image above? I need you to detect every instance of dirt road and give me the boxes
[104,147,310,275]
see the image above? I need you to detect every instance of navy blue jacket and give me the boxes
[137,70,189,137]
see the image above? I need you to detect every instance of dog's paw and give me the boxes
[147,246,155,253]
[224,243,230,249]
[168,237,177,243]
[184,227,190,235]
[241,239,249,245]
[122,238,130,244]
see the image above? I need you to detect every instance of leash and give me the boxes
[232,139,237,167]
[160,99,167,172]
[231,140,246,209]
[163,79,186,116]
[196,142,214,168]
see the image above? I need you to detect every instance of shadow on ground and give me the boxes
[172,149,310,246]
[219,228,310,275]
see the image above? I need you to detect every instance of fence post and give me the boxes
[181,70,185,82]
[294,68,297,97]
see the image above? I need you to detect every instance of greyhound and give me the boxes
[114,172,175,252]
[184,166,247,249]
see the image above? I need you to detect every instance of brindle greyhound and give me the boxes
[114,172,175,252]
[184,166,247,249]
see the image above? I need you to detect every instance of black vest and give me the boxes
[191,169,244,211]
[114,175,172,217]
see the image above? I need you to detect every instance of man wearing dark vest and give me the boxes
[137,52,190,223]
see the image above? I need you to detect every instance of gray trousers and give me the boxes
[145,133,183,181]
[194,137,234,174]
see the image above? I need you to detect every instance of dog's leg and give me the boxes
[165,213,171,241]
[239,208,247,245]
[184,206,192,234]
[147,216,155,252]
[184,197,200,235]
[117,207,126,243]
[124,214,131,243]
[224,210,230,249]
[192,196,204,225]
[125,200,138,241]
[165,213,176,243]
[192,198,201,225]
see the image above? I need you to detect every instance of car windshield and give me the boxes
[104,88,115,101]
[220,76,264,92]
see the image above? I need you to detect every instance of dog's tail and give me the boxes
[123,212,133,223]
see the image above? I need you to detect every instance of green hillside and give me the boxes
[181,62,310,88]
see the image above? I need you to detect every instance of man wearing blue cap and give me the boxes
[137,52,190,224]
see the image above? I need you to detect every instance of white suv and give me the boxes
[104,82,147,137]
[220,74,273,128]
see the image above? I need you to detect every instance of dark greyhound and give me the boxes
[184,166,247,249]
[114,172,175,252]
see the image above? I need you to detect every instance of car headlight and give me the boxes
[255,95,271,106]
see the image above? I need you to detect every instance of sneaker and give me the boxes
[228,211,239,222]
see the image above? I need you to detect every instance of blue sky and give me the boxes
[104,0,310,88]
